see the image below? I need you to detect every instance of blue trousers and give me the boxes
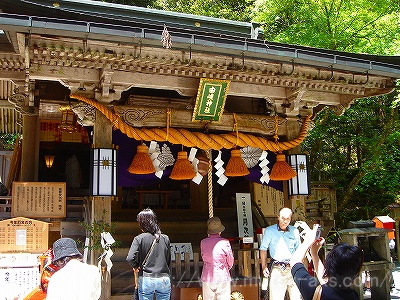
[138,275,171,300]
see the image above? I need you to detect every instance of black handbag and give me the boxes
[133,237,157,300]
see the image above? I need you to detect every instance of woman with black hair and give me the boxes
[126,208,171,300]
[290,225,364,300]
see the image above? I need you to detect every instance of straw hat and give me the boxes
[207,217,225,234]
[52,238,82,262]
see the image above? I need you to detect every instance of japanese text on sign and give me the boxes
[12,182,66,218]
[236,193,254,243]
[192,78,230,122]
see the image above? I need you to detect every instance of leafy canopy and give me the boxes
[252,0,400,54]
[97,0,400,225]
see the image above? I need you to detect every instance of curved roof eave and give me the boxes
[1,13,399,80]
[0,0,259,39]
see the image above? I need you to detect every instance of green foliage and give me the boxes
[152,0,256,21]
[0,133,21,150]
[79,220,121,250]
[97,0,255,21]
[302,93,400,227]
[252,0,400,54]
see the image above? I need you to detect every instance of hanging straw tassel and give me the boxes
[128,144,156,174]
[170,151,196,180]
[225,149,250,177]
[270,152,297,181]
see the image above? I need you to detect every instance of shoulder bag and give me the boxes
[133,237,157,300]
[312,285,322,300]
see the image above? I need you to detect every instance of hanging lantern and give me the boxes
[225,149,249,177]
[287,154,310,195]
[128,144,155,174]
[44,155,55,168]
[59,105,78,132]
[270,152,297,181]
[91,147,118,196]
[170,151,196,180]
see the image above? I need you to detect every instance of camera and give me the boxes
[313,224,322,240]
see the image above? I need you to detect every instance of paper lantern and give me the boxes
[91,148,117,196]
[287,154,310,195]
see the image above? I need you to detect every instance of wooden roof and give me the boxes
[0,0,399,134]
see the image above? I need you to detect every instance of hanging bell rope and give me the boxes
[206,149,214,218]
[70,95,311,151]
[269,115,297,180]
[225,114,250,177]
[166,108,171,142]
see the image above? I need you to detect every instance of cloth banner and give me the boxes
[112,129,283,191]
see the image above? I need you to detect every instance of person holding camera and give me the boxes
[259,207,302,300]
[290,225,364,300]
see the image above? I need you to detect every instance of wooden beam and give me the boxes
[114,105,288,136]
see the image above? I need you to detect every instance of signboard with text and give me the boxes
[236,193,254,243]
[252,183,285,217]
[192,78,230,122]
[170,243,193,261]
[11,182,66,218]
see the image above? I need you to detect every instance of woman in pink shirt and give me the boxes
[200,217,234,300]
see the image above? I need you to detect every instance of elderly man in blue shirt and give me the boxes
[260,207,302,300]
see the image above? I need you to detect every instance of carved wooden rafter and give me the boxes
[1,34,396,119]
[114,106,288,136]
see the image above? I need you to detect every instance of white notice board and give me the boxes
[170,243,193,261]
[236,193,254,243]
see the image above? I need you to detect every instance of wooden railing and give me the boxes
[171,249,262,282]
[0,196,11,219]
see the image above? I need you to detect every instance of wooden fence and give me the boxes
[0,196,11,219]
[171,249,262,282]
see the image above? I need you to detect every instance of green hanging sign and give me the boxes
[192,78,230,122]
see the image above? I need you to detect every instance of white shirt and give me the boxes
[46,259,101,300]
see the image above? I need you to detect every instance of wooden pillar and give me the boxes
[189,178,208,212]
[92,111,112,300]
[19,34,39,182]
[20,114,39,182]
[286,117,307,220]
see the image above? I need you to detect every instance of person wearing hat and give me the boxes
[200,216,234,300]
[46,237,101,300]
